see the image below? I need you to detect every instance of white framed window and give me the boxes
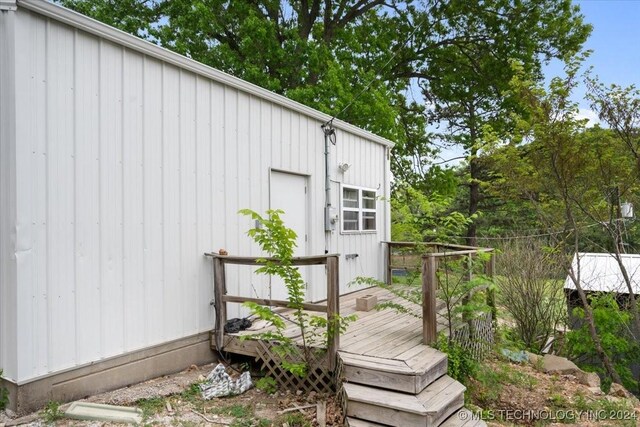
[341,185,377,233]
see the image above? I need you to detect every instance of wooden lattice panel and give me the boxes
[334,355,347,420]
[255,341,334,393]
[451,311,494,360]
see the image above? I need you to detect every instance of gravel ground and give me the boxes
[0,363,343,427]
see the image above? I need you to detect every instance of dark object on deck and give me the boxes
[224,318,252,333]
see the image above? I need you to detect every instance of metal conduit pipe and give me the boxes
[322,123,336,232]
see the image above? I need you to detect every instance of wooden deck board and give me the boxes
[374,335,425,359]
[338,352,414,373]
[393,343,431,361]
[341,318,421,354]
[357,319,425,355]
[217,287,445,359]
[343,383,428,415]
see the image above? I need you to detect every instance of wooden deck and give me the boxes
[207,246,491,426]
[213,286,446,359]
[211,287,484,426]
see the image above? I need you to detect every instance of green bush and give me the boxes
[566,293,640,393]
[0,369,8,411]
[255,376,278,394]
[435,335,478,385]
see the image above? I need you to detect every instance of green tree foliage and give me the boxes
[59,0,408,142]
[489,56,640,385]
[390,182,473,243]
[567,294,640,393]
[586,78,640,169]
[403,0,591,243]
[491,58,639,242]
[58,0,590,203]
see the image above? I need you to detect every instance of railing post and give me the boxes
[484,252,495,277]
[462,254,473,323]
[422,254,438,345]
[326,255,340,371]
[484,252,497,328]
[386,242,392,286]
[213,257,227,351]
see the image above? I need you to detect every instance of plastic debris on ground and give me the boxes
[199,363,253,399]
[501,348,529,363]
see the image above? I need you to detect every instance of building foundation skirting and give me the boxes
[1,332,217,415]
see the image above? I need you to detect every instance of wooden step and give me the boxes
[439,408,486,426]
[347,409,486,427]
[339,347,448,394]
[343,375,465,427]
[346,416,388,426]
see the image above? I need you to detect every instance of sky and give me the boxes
[436,0,640,164]
[550,0,640,124]
[572,0,640,90]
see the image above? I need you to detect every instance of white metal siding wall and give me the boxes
[0,7,18,381]
[10,8,390,382]
[331,133,389,296]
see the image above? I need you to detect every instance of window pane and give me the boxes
[343,188,359,208]
[363,212,376,230]
[343,211,359,231]
[362,191,376,209]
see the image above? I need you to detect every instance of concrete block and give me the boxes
[65,402,143,424]
[356,295,378,312]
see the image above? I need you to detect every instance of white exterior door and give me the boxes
[270,171,308,301]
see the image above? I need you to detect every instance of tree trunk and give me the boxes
[567,266,623,385]
[467,154,480,247]
[466,108,479,247]
[611,219,640,338]
[562,203,623,385]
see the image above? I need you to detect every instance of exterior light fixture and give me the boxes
[339,163,352,173]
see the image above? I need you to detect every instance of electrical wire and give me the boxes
[440,218,635,242]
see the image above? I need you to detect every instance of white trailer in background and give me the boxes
[0,0,393,413]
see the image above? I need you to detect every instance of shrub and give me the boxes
[435,334,477,385]
[255,377,278,394]
[496,238,565,352]
[567,293,640,393]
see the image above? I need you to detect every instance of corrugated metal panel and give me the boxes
[142,56,165,345]
[8,7,391,382]
[565,252,640,293]
[0,7,18,381]
[330,131,389,297]
[18,0,394,149]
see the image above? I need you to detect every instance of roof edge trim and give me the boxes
[0,0,17,11]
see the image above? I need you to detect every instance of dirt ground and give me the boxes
[4,356,640,426]
[468,358,640,427]
[0,363,343,427]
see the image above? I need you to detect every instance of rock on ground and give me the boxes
[542,354,581,375]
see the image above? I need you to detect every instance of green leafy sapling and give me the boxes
[239,209,355,377]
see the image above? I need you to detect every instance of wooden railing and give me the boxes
[385,242,495,345]
[204,252,340,370]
